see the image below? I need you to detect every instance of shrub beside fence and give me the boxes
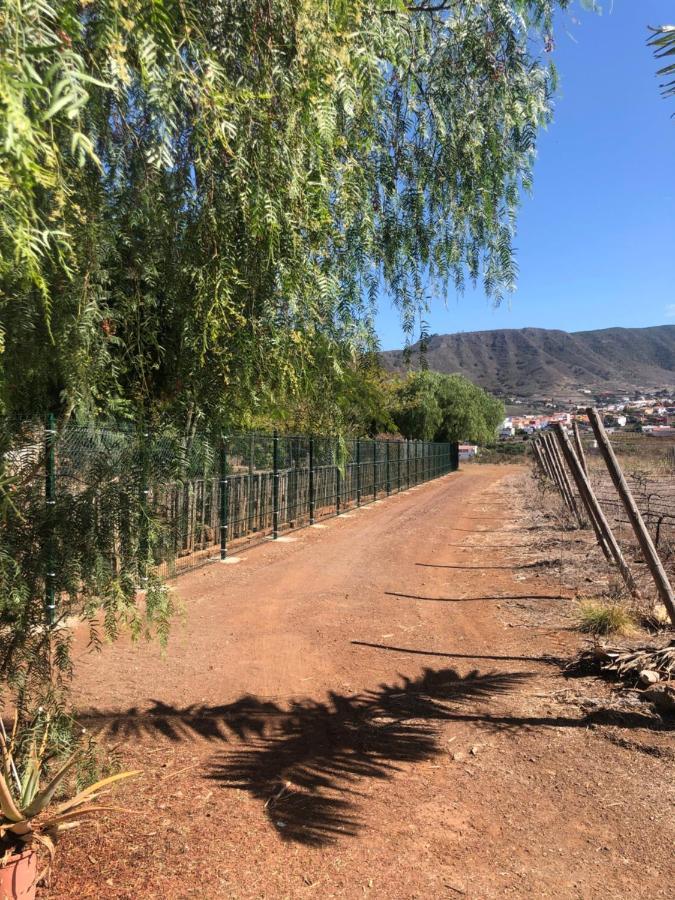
[2,422,459,624]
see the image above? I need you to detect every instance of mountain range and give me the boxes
[380,325,675,400]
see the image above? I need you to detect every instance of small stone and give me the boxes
[452,752,465,762]
[639,669,660,685]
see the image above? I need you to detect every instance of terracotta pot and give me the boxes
[0,848,37,900]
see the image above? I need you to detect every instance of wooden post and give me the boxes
[537,435,561,482]
[542,432,580,522]
[531,440,549,479]
[553,425,614,566]
[572,420,588,477]
[549,431,584,527]
[587,407,675,624]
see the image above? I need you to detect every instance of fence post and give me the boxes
[397,441,402,492]
[552,425,621,570]
[272,430,280,539]
[540,434,563,490]
[587,407,675,625]
[356,438,361,507]
[532,440,549,479]
[138,425,150,585]
[44,413,57,626]
[572,420,588,477]
[219,435,229,559]
[543,432,582,525]
[248,434,255,534]
[386,441,391,495]
[534,436,554,482]
[336,437,341,515]
[372,440,377,501]
[309,436,316,524]
[406,439,411,487]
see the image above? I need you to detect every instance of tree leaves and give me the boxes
[1,0,566,428]
[648,25,675,103]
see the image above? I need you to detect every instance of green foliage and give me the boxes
[476,440,528,463]
[392,371,504,443]
[0,710,138,860]
[238,354,397,437]
[1,0,569,429]
[648,25,675,103]
[0,422,176,719]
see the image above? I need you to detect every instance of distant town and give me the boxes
[500,389,675,439]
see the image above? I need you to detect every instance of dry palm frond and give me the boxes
[566,641,675,684]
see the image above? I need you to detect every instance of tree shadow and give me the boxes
[385,591,565,603]
[350,640,567,667]
[205,667,528,845]
[440,541,565,550]
[80,666,672,847]
[415,561,558,571]
[80,695,285,743]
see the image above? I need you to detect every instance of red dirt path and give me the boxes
[48,465,673,899]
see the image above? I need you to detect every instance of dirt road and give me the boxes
[53,465,674,899]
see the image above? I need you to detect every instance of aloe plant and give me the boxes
[0,715,139,867]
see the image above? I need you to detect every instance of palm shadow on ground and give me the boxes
[204,667,527,845]
[80,668,526,844]
[80,666,671,847]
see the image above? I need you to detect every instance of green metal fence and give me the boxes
[2,421,459,611]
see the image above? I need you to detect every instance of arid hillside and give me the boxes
[381,324,675,399]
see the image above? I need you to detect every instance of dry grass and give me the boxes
[576,599,635,636]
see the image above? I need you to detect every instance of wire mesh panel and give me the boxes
[2,419,460,602]
[313,436,338,522]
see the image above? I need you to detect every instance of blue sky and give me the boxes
[376,0,675,350]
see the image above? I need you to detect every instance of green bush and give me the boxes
[577,600,635,636]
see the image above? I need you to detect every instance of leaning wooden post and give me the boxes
[587,407,675,624]
[540,433,562,487]
[542,432,578,521]
[531,440,548,479]
[535,436,554,482]
[550,432,584,526]
[572,421,588,477]
[553,425,614,565]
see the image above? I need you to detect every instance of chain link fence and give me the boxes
[1,421,459,623]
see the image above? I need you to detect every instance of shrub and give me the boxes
[577,600,635,636]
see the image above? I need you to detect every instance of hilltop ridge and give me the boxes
[380,324,675,400]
